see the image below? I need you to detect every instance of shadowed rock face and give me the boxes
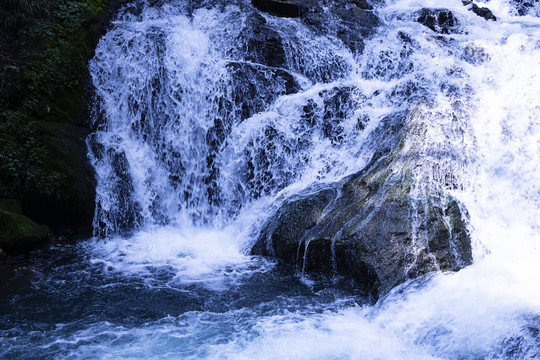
[0,199,51,253]
[252,110,473,299]
[22,122,96,238]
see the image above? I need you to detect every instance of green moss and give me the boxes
[0,208,49,252]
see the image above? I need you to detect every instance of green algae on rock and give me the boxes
[252,107,473,299]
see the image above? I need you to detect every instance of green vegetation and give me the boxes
[0,0,111,204]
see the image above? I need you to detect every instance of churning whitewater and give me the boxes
[1,0,540,358]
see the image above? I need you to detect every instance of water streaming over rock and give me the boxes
[1,0,540,358]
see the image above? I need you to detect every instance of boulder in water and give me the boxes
[417,9,460,34]
[252,110,473,298]
[470,4,497,21]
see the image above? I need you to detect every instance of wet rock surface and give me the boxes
[510,0,538,16]
[417,9,460,34]
[462,1,497,21]
[252,111,473,298]
[251,0,301,18]
[22,122,96,238]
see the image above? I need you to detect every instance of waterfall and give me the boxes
[2,0,540,358]
[88,0,375,236]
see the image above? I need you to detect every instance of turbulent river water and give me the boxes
[2,0,540,358]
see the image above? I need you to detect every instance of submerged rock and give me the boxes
[510,0,537,16]
[252,109,473,298]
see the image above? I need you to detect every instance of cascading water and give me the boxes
[87,0,372,235]
[1,0,540,358]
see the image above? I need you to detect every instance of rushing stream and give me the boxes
[2,0,540,358]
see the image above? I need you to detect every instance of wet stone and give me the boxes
[251,112,473,299]
[462,1,497,21]
[417,8,460,34]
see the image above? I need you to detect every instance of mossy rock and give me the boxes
[252,110,473,299]
[0,208,50,253]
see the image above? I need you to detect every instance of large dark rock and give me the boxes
[300,0,379,52]
[350,0,373,10]
[0,0,129,249]
[240,13,287,68]
[333,6,380,51]
[227,62,299,118]
[417,9,460,34]
[470,4,497,21]
[252,110,473,298]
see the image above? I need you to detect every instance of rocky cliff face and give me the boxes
[252,107,473,298]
